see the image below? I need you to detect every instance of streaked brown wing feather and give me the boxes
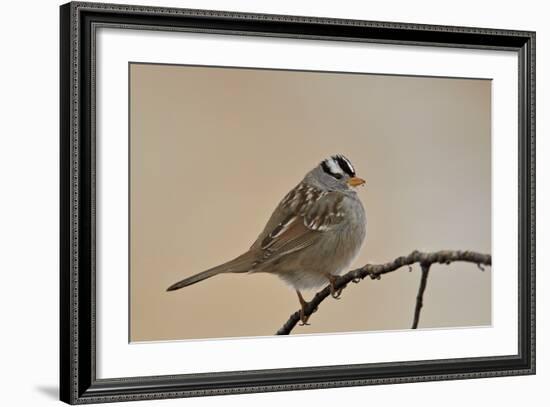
[251,186,346,266]
[260,215,318,254]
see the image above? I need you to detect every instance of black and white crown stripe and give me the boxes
[321,155,356,178]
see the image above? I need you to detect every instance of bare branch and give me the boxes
[411,262,430,329]
[275,250,491,335]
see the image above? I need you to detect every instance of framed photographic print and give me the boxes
[60,1,536,404]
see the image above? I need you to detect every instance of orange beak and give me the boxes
[347,176,366,187]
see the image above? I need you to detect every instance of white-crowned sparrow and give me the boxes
[167,154,366,325]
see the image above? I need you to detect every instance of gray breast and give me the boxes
[294,194,366,288]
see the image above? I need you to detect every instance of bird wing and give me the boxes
[251,184,346,265]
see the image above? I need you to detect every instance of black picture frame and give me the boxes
[60,1,536,404]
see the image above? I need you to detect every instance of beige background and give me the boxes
[129,63,491,342]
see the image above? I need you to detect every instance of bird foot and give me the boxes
[328,275,343,299]
[296,290,312,326]
[299,309,311,326]
[331,287,343,299]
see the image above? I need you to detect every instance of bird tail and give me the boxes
[166,251,257,292]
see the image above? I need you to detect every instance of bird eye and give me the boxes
[333,173,343,180]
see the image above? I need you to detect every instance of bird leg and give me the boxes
[296,290,311,326]
[327,274,343,299]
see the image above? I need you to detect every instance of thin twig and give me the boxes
[411,262,430,329]
[275,250,491,335]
